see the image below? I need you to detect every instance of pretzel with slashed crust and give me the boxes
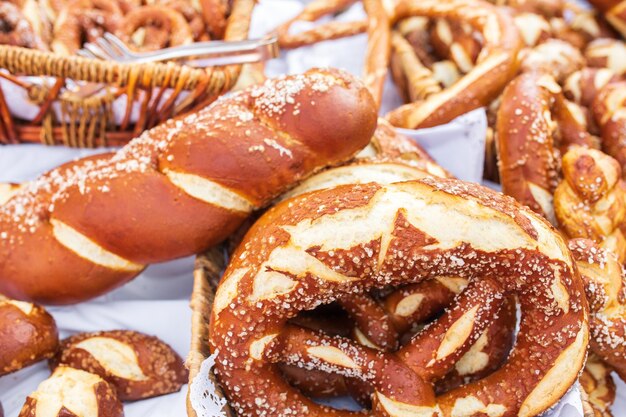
[18,366,123,417]
[0,69,377,304]
[569,239,626,382]
[497,71,594,224]
[385,0,522,128]
[0,299,58,376]
[429,19,481,74]
[586,39,626,76]
[592,81,626,178]
[554,147,626,263]
[51,330,188,401]
[210,177,588,417]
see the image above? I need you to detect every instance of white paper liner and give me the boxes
[189,352,229,417]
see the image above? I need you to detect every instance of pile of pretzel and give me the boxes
[0,0,234,54]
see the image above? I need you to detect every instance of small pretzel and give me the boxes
[580,354,616,417]
[210,176,588,417]
[497,72,594,223]
[116,5,193,51]
[569,239,626,382]
[586,38,626,75]
[0,2,48,50]
[52,0,123,55]
[555,147,626,263]
[386,0,522,128]
[592,81,626,179]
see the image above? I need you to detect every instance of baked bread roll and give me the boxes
[0,299,58,376]
[0,68,377,304]
[18,366,123,417]
[51,330,188,401]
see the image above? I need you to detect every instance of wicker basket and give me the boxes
[187,247,233,417]
[0,0,254,148]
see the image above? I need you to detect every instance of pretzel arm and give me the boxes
[398,278,505,382]
[278,20,367,49]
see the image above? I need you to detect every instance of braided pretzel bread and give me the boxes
[592,82,626,178]
[569,239,626,382]
[0,69,377,304]
[554,147,626,262]
[210,177,588,417]
[580,354,616,417]
[497,72,594,223]
[386,0,522,128]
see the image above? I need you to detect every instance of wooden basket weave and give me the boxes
[187,247,233,417]
[0,0,254,148]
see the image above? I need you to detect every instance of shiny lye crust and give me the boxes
[209,178,588,417]
[593,81,626,177]
[50,330,188,401]
[497,71,593,224]
[0,68,377,304]
[385,0,522,128]
[18,366,123,417]
[569,239,626,382]
[0,300,58,376]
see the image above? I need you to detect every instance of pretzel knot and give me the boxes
[555,147,626,263]
[210,178,588,417]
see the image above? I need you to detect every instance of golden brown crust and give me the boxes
[555,147,626,263]
[580,354,616,417]
[51,330,188,401]
[18,366,123,417]
[0,300,58,376]
[210,178,587,417]
[115,5,193,51]
[0,69,377,304]
[593,81,626,179]
[385,0,522,128]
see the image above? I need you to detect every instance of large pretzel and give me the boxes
[385,0,522,128]
[497,71,594,223]
[210,178,588,417]
[0,69,377,304]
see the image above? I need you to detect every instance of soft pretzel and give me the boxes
[587,0,626,38]
[580,354,616,417]
[512,12,552,47]
[51,0,123,55]
[564,68,619,108]
[51,330,188,401]
[497,72,594,223]
[0,2,48,50]
[586,38,626,76]
[592,81,626,178]
[569,239,626,382]
[198,0,229,39]
[386,0,522,128]
[0,69,377,304]
[0,299,58,376]
[210,177,588,417]
[555,147,626,262]
[115,4,193,51]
